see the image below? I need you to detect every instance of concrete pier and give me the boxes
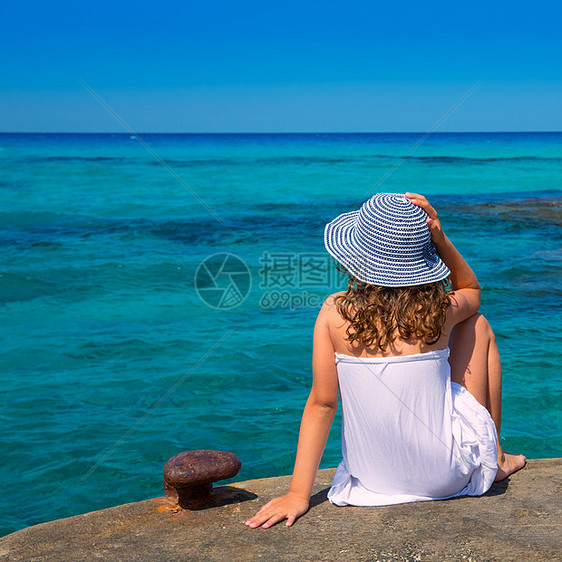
[1,458,560,561]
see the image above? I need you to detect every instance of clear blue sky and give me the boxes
[1,0,561,132]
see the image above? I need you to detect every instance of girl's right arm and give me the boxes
[406,193,481,325]
[244,300,339,529]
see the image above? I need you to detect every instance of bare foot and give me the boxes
[495,452,526,481]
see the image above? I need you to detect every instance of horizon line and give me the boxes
[1,130,562,135]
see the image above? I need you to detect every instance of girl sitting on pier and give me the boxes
[246,192,525,529]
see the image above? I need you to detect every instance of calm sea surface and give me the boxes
[1,132,561,536]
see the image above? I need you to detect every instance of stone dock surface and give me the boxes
[1,458,560,561]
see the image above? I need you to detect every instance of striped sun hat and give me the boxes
[324,193,450,287]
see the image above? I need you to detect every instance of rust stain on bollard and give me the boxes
[163,450,241,510]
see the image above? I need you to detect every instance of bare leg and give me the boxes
[449,313,526,481]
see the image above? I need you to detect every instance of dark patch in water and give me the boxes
[1,194,559,251]
[0,179,31,189]
[148,154,562,168]
[439,195,562,228]
[371,154,562,164]
[14,153,562,169]
[148,155,356,167]
[63,338,164,360]
[18,156,126,163]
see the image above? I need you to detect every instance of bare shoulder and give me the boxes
[323,291,346,307]
[316,292,346,329]
[320,291,345,314]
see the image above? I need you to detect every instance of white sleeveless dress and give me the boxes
[327,348,498,506]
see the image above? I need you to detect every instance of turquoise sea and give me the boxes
[1,132,561,536]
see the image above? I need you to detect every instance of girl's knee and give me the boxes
[452,313,495,344]
[466,313,496,341]
[474,313,495,339]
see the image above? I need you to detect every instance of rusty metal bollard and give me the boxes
[163,450,241,509]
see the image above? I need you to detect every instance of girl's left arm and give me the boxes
[245,299,339,529]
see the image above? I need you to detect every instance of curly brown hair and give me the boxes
[333,265,452,352]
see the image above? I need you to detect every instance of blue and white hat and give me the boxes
[324,193,450,287]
